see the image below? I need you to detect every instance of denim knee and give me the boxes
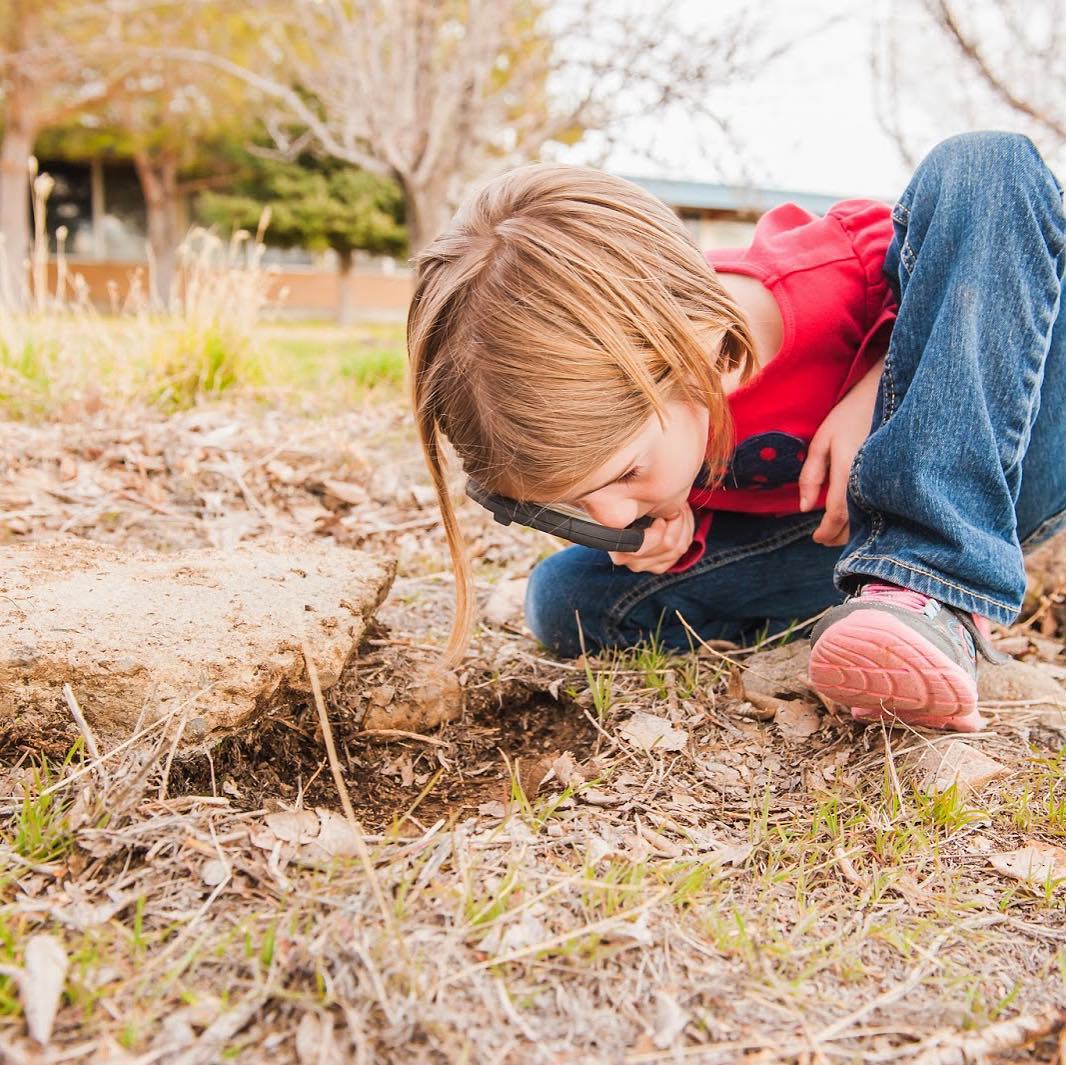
[524,551,596,658]
[917,131,1060,201]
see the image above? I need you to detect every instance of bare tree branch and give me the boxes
[871,0,1066,171]
[930,0,1066,140]
[149,0,796,251]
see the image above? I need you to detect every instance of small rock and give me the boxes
[201,859,229,887]
[978,658,1066,730]
[0,537,394,752]
[908,740,1010,795]
[361,663,462,731]
[736,642,814,705]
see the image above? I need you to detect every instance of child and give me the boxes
[407,132,1066,733]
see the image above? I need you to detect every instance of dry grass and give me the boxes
[1,394,1064,1062]
[0,165,406,424]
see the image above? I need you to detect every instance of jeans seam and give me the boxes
[838,553,1017,613]
[842,218,899,568]
[603,516,822,641]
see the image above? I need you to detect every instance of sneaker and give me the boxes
[808,582,1007,732]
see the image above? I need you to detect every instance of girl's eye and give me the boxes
[616,467,640,484]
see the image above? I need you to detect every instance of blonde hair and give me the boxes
[407,163,756,665]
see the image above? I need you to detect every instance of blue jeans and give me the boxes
[525,132,1066,658]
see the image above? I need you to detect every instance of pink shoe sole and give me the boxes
[808,609,985,732]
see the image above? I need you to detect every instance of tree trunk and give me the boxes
[336,247,357,326]
[132,150,181,307]
[0,91,36,309]
[403,176,455,257]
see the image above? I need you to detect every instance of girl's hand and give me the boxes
[609,502,695,574]
[797,358,884,546]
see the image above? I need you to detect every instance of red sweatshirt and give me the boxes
[672,198,898,572]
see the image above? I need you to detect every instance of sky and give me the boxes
[558,2,920,201]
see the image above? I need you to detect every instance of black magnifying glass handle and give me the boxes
[466,479,651,552]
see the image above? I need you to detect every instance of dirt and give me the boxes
[3,404,1066,1063]
[169,635,599,831]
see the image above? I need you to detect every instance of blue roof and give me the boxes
[618,174,880,217]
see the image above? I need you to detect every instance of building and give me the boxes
[622,175,856,249]
[40,158,875,320]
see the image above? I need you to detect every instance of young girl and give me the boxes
[407,131,1066,734]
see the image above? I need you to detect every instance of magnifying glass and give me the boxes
[466,479,651,552]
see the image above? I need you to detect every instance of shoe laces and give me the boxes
[856,581,1008,665]
[857,581,932,613]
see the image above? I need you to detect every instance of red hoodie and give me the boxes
[672,198,898,572]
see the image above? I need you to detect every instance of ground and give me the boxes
[1,322,1065,1064]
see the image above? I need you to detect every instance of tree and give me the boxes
[36,2,274,304]
[197,149,406,324]
[872,0,1066,172]
[156,0,788,253]
[0,0,136,304]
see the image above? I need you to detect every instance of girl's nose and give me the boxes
[582,497,640,529]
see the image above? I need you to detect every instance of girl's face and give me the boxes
[564,399,710,529]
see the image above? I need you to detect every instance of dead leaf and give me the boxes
[252,809,367,867]
[304,810,363,863]
[711,841,754,866]
[50,892,131,931]
[263,809,320,844]
[483,577,528,626]
[653,988,688,1049]
[619,712,689,753]
[295,1011,340,1065]
[21,935,68,1044]
[908,741,1010,795]
[773,699,822,740]
[517,753,557,798]
[726,665,745,700]
[604,911,655,945]
[550,751,587,789]
[367,684,395,708]
[320,478,368,505]
[638,824,683,858]
[989,843,1066,889]
[483,912,548,955]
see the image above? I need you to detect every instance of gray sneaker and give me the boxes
[809,582,1006,731]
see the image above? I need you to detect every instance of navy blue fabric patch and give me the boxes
[724,431,808,490]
